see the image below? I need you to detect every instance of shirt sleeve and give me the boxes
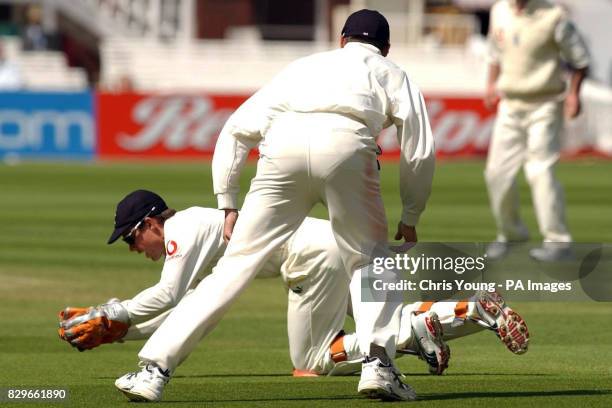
[555,17,590,69]
[486,4,502,65]
[389,73,436,226]
[212,89,269,209]
[212,64,294,209]
[121,219,224,324]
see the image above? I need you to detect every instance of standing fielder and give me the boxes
[107,9,435,401]
[59,190,528,390]
[484,0,590,261]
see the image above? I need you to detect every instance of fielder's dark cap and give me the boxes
[341,9,390,45]
[107,189,168,244]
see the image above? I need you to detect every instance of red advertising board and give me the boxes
[98,92,497,159]
[98,93,245,158]
[377,96,496,158]
[97,92,608,159]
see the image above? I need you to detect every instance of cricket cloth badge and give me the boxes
[166,240,178,256]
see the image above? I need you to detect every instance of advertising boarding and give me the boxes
[97,93,241,159]
[0,90,608,161]
[97,92,611,160]
[0,92,94,160]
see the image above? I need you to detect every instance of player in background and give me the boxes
[484,0,590,261]
[118,9,435,402]
[59,190,528,400]
[0,41,24,90]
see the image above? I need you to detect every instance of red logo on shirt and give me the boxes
[166,240,178,256]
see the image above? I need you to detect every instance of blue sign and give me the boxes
[0,91,94,160]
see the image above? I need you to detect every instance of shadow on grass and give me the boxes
[405,372,551,377]
[151,389,612,404]
[162,395,362,403]
[420,389,612,401]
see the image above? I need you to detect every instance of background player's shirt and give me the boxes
[120,208,339,324]
[488,0,590,100]
[212,41,435,226]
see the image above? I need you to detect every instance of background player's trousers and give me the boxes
[485,99,572,243]
[137,113,403,371]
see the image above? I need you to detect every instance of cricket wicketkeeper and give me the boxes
[58,190,529,402]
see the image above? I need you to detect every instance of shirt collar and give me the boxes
[344,41,382,55]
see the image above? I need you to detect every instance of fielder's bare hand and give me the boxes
[223,209,239,243]
[391,222,417,252]
[484,84,500,111]
[564,93,581,119]
[395,222,417,242]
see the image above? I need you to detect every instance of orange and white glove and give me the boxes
[58,302,130,351]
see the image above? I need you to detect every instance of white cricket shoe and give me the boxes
[412,311,450,375]
[115,361,170,402]
[529,246,574,262]
[485,241,510,260]
[357,357,416,401]
[486,233,529,261]
[475,290,529,354]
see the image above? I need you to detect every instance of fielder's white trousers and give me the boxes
[485,99,572,243]
[138,113,403,371]
[125,260,349,375]
[281,217,351,374]
[127,282,487,375]
[124,241,351,374]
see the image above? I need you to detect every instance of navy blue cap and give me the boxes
[341,9,390,45]
[108,190,167,244]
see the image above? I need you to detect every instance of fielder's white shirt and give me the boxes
[212,42,435,226]
[120,208,334,323]
[487,0,590,99]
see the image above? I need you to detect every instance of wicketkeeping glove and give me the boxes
[58,302,131,351]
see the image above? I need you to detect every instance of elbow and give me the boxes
[167,292,180,308]
[576,66,589,77]
[157,285,181,309]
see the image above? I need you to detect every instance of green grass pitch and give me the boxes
[0,159,611,407]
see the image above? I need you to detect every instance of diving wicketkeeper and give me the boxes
[58,190,529,403]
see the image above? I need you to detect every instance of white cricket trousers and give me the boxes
[281,217,352,375]
[485,99,572,243]
[138,112,403,371]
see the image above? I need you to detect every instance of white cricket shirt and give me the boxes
[488,0,590,100]
[120,208,336,324]
[212,42,435,226]
[121,207,226,323]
